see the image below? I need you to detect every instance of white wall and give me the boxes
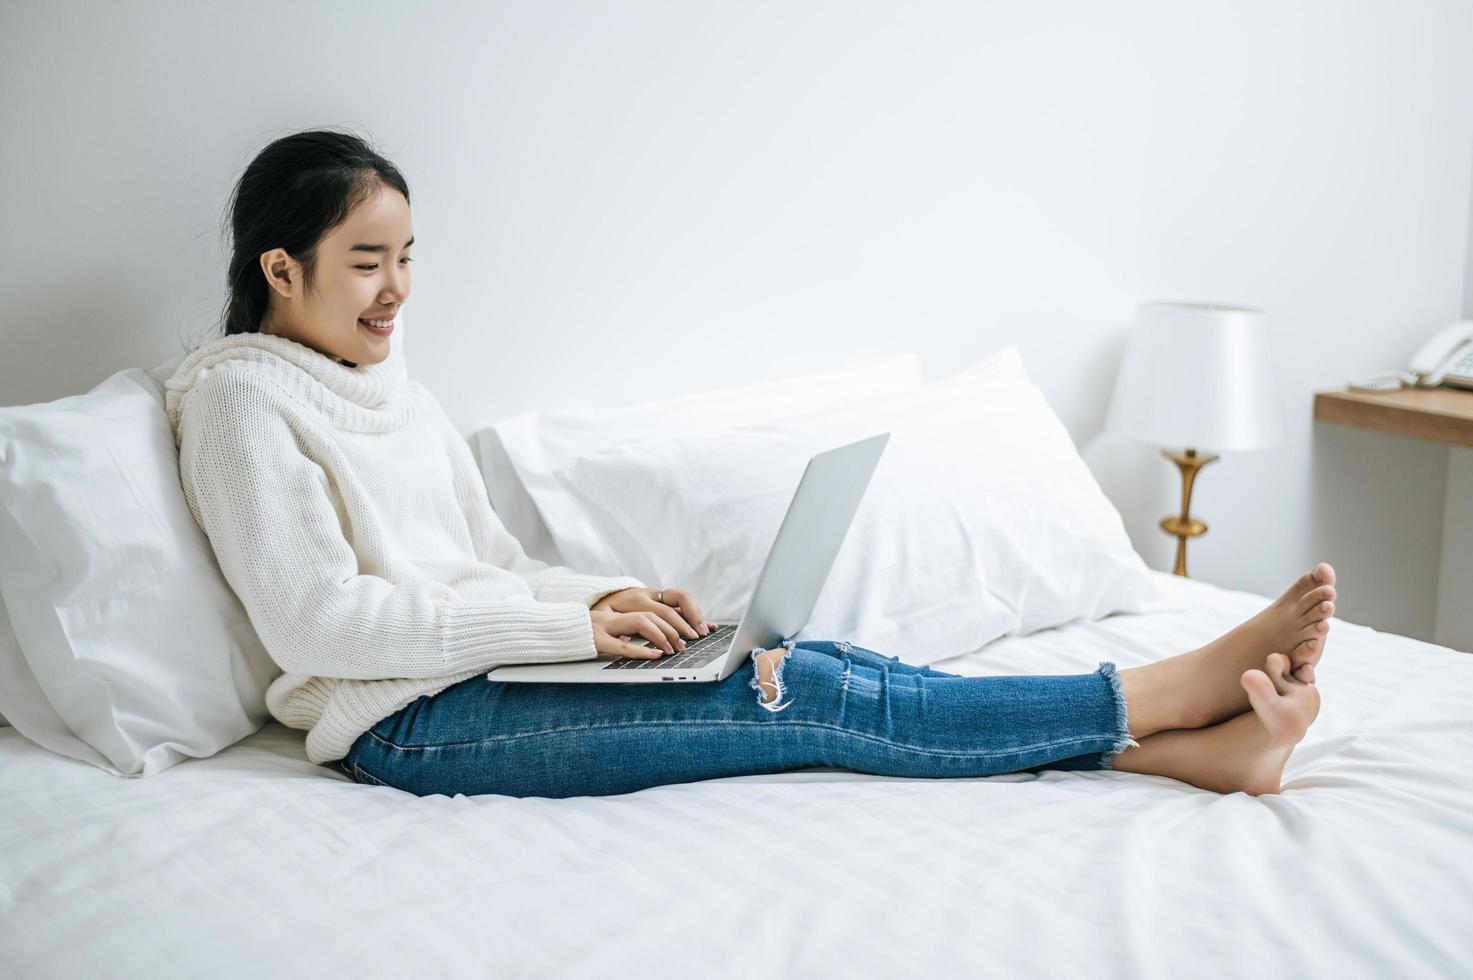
[1437,149,1473,650]
[3,0,1471,641]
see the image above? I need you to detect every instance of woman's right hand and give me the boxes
[590,609,685,660]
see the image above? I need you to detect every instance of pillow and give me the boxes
[0,354,190,742]
[474,352,927,575]
[0,591,115,762]
[554,346,1177,666]
[0,361,278,777]
[0,317,408,769]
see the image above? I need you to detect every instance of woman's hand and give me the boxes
[589,586,718,660]
[591,609,681,659]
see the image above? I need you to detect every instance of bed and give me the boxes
[3,569,1470,979]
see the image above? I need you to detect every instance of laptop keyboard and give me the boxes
[601,623,738,670]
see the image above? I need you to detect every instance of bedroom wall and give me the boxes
[1436,162,1473,649]
[2,0,1471,642]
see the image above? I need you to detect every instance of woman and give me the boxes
[168,129,1336,800]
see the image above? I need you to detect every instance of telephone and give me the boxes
[1350,320,1473,392]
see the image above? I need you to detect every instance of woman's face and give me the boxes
[259,184,413,367]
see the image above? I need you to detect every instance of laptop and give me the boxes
[485,431,890,685]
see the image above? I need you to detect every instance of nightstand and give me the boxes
[1314,385,1473,651]
[1313,387,1473,448]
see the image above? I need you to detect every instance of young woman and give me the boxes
[167,129,1336,801]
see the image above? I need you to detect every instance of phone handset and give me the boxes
[1408,320,1473,387]
[1349,320,1473,392]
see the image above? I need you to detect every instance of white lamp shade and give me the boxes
[1104,302,1285,452]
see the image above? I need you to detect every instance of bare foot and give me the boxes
[1228,653,1321,795]
[1111,653,1320,796]
[1172,563,1336,728]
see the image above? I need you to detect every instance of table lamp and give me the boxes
[1104,301,1285,577]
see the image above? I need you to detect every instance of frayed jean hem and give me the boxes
[1095,660,1141,769]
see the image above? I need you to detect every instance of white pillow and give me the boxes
[475,352,927,575]
[555,346,1175,666]
[0,362,278,777]
[0,591,113,761]
[0,318,407,765]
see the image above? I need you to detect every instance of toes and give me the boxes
[1285,570,1318,603]
[1293,637,1320,664]
[1293,663,1316,684]
[1312,562,1336,587]
[1295,621,1330,646]
[1297,586,1336,616]
[1297,609,1334,632]
[1266,653,1293,693]
[1241,668,1278,716]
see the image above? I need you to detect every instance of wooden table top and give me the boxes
[1313,385,1473,448]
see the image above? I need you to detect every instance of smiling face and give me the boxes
[258,183,413,367]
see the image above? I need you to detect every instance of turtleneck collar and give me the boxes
[164,331,417,436]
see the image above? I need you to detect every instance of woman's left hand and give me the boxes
[591,586,716,641]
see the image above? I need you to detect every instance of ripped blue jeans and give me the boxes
[329,639,1139,798]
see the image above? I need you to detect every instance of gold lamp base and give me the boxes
[1160,447,1219,577]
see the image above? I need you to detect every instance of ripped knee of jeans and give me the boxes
[749,645,795,713]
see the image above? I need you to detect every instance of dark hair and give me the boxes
[218,129,411,337]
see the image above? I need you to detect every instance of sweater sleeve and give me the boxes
[423,390,648,608]
[176,371,602,681]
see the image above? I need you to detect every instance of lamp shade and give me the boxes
[1104,301,1285,452]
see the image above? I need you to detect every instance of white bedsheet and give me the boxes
[3,571,1471,979]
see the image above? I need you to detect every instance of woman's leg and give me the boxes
[770,638,964,678]
[758,641,1321,794]
[762,639,1187,740]
[1107,654,1322,796]
[340,643,1141,799]
[1107,563,1338,731]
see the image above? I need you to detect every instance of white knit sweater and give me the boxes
[164,332,645,765]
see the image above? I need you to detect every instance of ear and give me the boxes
[259,247,299,300]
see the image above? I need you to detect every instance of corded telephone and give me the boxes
[1350,320,1473,392]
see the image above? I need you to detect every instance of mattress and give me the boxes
[2,570,1471,979]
